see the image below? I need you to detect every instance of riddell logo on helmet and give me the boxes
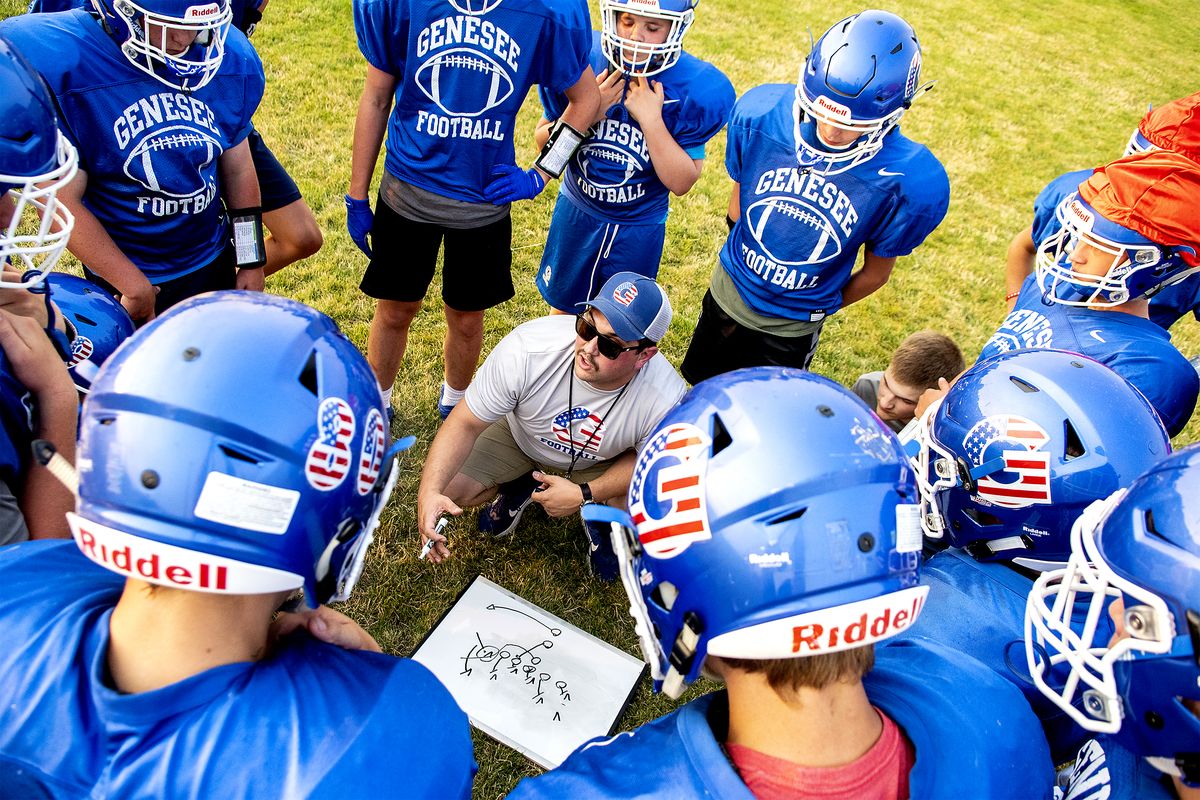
[814,95,852,122]
[790,587,927,653]
[624,0,660,9]
[75,522,228,590]
[1067,200,1093,230]
[184,3,222,19]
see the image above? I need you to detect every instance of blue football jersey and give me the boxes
[539,32,734,225]
[980,274,1199,436]
[718,84,949,321]
[0,10,264,283]
[1148,275,1200,329]
[1057,737,1175,800]
[509,637,1054,799]
[26,0,266,36]
[0,540,477,799]
[894,549,1093,764]
[0,352,31,486]
[353,0,591,204]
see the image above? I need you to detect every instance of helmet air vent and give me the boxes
[1009,376,1040,393]
[219,444,261,464]
[1063,420,1085,460]
[767,506,807,526]
[710,413,732,457]
[297,351,319,396]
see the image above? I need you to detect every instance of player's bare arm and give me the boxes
[531,449,636,517]
[218,139,266,292]
[58,168,158,324]
[727,183,741,223]
[348,65,399,201]
[841,251,898,307]
[622,76,703,196]
[1005,225,1036,309]
[0,310,77,539]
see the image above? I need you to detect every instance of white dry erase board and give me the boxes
[412,575,645,768]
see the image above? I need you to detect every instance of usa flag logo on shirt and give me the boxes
[67,336,94,368]
[963,414,1052,508]
[357,408,386,496]
[553,406,605,453]
[305,397,356,491]
[629,422,712,558]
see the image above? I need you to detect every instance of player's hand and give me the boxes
[417,490,459,564]
[595,68,626,122]
[0,269,50,328]
[915,377,952,422]
[530,471,587,518]
[623,76,665,124]
[344,194,374,258]
[235,267,265,292]
[119,281,158,326]
[0,309,76,401]
[482,164,545,205]
[271,605,383,653]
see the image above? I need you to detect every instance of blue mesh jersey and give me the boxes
[509,637,1054,799]
[0,541,477,799]
[0,10,264,284]
[893,549,1095,765]
[980,274,1198,437]
[1056,737,1175,800]
[718,84,949,321]
[0,352,31,486]
[1029,168,1200,332]
[539,31,734,226]
[353,0,591,204]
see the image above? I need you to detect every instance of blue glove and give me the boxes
[482,164,546,205]
[344,195,374,258]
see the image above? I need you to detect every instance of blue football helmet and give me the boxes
[915,349,1170,567]
[92,0,232,91]
[1026,446,1200,786]
[44,273,135,393]
[0,38,77,288]
[793,10,929,175]
[70,292,411,607]
[600,0,696,77]
[583,367,925,698]
[1036,192,1193,307]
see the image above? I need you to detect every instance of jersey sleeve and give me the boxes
[671,67,734,152]
[530,0,593,94]
[723,94,751,183]
[867,154,951,258]
[228,33,265,146]
[352,0,407,76]
[463,331,528,423]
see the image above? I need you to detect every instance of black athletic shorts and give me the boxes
[359,198,514,312]
[248,128,303,213]
[85,245,236,319]
[680,290,823,385]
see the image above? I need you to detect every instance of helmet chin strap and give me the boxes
[662,611,703,699]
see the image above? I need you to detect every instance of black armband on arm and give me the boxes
[229,206,267,269]
[726,215,736,232]
[534,120,588,179]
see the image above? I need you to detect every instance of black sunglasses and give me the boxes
[575,315,647,360]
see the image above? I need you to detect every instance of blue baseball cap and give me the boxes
[577,272,673,343]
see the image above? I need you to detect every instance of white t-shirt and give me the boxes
[465,316,687,471]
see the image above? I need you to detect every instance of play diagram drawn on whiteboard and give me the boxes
[412,575,645,768]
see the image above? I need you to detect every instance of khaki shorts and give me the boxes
[459,416,615,488]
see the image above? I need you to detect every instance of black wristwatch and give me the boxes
[579,482,593,506]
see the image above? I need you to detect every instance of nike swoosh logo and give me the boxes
[1090,330,1107,343]
[663,98,680,104]
[878,168,904,177]
[507,507,521,518]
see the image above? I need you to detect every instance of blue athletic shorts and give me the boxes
[536,195,665,312]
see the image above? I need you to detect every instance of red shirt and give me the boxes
[726,708,915,800]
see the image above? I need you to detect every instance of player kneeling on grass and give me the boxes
[0,292,476,799]
[533,0,734,312]
[509,368,1053,799]
[1027,445,1200,799]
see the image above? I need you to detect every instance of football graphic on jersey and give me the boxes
[744,195,844,267]
[416,48,515,117]
[577,141,642,190]
[123,125,222,199]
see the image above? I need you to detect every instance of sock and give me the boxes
[440,382,466,407]
[381,386,393,406]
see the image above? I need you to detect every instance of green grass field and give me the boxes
[4,0,1200,796]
